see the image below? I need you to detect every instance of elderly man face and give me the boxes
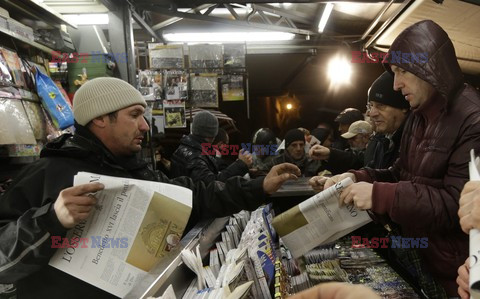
[367,101,408,134]
[287,140,305,160]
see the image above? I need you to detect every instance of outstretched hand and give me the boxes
[309,144,331,160]
[263,163,301,195]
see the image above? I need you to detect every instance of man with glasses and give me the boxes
[364,72,410,169]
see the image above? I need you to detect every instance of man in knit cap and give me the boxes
[270,128,323,177]
[170,110,252,184]
[364,71,410,169]
[0,77,300,298]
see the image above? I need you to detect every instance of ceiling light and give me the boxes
[318,3,334,33]
[328,56,351,84]
[63,14,109,25]
[286,103,293,110]
[163,32,295,43]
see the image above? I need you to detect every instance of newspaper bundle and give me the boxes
[469,150,480,298]
[272,177,371,258]
[49,172,192,298]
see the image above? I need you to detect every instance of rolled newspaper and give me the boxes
[468,149,480,298]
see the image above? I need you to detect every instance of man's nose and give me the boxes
[393,75,402,91]
[140,117,150,132]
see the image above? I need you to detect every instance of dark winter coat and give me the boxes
[352,20,480,296]
[170,134,249,184]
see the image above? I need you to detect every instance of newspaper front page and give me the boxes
[272,177,371,258]
[48,172,192,297]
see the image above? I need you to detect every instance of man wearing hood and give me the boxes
[315,20,480,297]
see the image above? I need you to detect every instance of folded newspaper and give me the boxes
[272,177,371,258]
[469,150,480,299]
[48,172,192,298]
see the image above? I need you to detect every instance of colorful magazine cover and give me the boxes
[0,48,26,88]
[163,99,186,128]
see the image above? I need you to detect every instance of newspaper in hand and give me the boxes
[272,177,371,258]
[469,150,480,298]
[48,172,192,298]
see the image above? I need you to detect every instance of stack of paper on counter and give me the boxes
[272,177,371,258]
[49,172,192,298]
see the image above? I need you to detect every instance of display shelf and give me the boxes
[0,0,76,29]
[0,25,61,59]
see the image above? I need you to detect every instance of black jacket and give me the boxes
[324,147,365,175]
[364,121,405,169]
[0,126,267,299]
[170,134,249,184]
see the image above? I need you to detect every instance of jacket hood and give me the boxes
[383,20,463,102]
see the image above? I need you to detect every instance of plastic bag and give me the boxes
[35,67,74,129]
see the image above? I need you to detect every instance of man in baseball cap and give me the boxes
[341,120,373,151]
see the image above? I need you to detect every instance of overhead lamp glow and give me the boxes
[286,103,293,110]
[318,3,334,33]
[163,32,295,42]
[63,14,109,25]
[328,56,351,84]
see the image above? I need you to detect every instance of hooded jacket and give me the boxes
[0,125,267,298]
[170,134,249,184]
[351,20,480,296]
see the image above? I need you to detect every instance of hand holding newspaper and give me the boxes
[468,150,480,298]
[272,177,371,258]
[49,172,192,298]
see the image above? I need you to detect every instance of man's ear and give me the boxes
[91,115,108,128]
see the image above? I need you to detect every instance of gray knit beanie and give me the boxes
[73,77,147,126]
[191,110,218,138]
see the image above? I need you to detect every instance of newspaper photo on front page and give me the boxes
[272,177,371,258]
[48,172,192,298]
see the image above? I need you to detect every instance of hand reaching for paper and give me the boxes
[54,182,105,229]
[340,182,373,210]
[263,163,301,195]
[309,144,331,160]
[459,181,480,234]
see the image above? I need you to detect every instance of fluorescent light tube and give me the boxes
[163,32,295,42]
[318,3,334,33]
[63,14,109,25]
